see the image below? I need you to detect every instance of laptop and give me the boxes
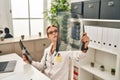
[0,60,17,73]
[19,40,32,64]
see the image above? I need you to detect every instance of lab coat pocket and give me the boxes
[53,56,63,68]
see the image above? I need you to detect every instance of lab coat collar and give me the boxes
[48,43,57,56]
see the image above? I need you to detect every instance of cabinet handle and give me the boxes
[108,1,114,7]
[114,45,117,48]
[88,4,94,8]
[43,43,46,46]
[98,41,100,44]
[0,51,2,53]
[74,5,78,9]
[103,42,106,45]
[94,40,96,43]
[109,44,111,46]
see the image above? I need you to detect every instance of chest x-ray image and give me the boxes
[56,12,84,52]
[70,22,81,49]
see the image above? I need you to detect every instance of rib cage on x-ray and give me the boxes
[56,12,84,51]
[70,22,81,49]
[71,22,80,40]
[56,23,84,51]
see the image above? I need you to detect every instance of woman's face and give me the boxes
[47,27,58,42]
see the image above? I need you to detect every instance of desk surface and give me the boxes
[0,53,50,80]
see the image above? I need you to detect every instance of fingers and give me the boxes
[82,32,89,43]
[82,32,87,37]
[82,32,90,48]
[22,54,29,63]
[85,40,89,48]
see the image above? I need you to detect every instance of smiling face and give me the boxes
[46,25,58,43]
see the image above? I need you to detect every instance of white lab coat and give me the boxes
[32,43,88,80]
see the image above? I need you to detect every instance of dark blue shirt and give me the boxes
[4,33,13,39]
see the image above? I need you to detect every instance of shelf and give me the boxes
[82,19,120,23]
[69,18,120,23]
[70,16,120,80]
[68,18,82,22]
[89,45,118,56]
[80,64,116,80]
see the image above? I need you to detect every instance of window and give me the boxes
[11,0,45,37]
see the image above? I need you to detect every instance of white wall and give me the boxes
[0,0,13,34]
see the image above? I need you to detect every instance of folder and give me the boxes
[101,27,109,50]
[84,25,94,46]
[107,28,113,51]
[108,28,120,53]
[96,26,103,48]
[91,26,98,47]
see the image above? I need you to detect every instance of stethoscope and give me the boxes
[44,37,60,69]
[44,50,58,69]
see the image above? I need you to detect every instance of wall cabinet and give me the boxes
[34,38,51,61]
[0,43,15,55]
[70,18,120,80]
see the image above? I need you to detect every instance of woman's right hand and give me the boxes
[22,54,30,64]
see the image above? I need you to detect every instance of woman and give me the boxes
[22,25,89,80]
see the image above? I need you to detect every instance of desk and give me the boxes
[0,53,51,80]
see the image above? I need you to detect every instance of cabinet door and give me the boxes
[100,0,120,19]
[0,43,15,55]
[14,38,51,61]
[14,42,21,56]
[84,0,100,19]
[71,2,83,15]
[14,41,35,59]
[34,38,51,61]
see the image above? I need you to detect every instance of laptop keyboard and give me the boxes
[0,62,8,71]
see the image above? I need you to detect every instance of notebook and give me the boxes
[19,40,32,64]
[0,60,17,73]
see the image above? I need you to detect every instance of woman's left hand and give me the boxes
[81,32,90,52]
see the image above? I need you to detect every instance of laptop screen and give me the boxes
[0,60,17,73]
